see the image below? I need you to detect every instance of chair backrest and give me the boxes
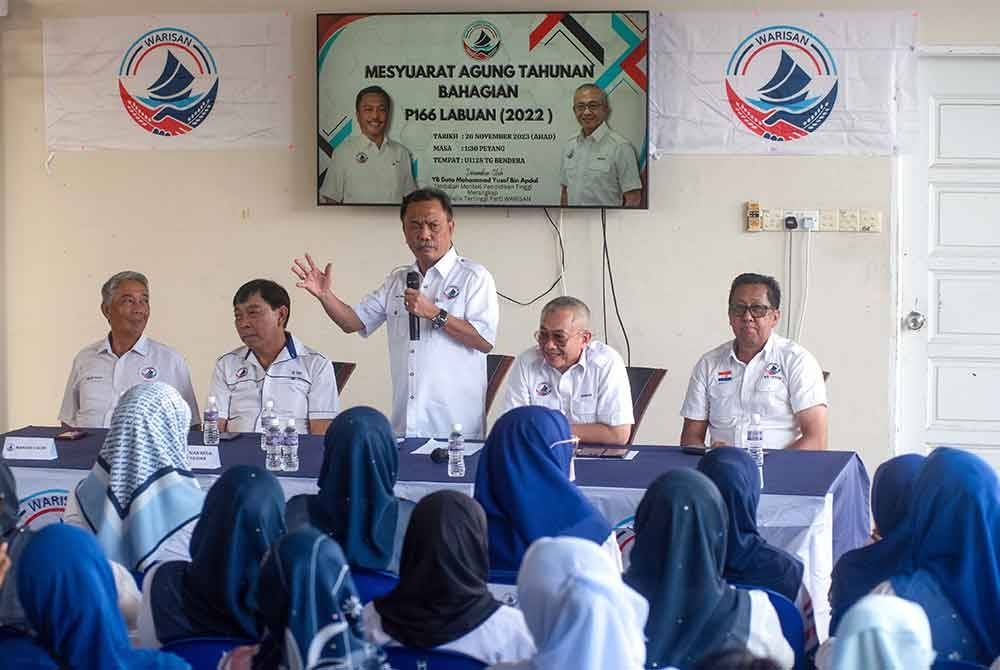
[761,588,805,670]
[932,661,991,670]
[161,637,254,670]
[332,361,358,394]
[485,354,515,416]
[385,646,486,670]
[625,366,667,444]
[486,568,519,606]
[352,567,399,604]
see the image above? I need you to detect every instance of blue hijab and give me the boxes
[473,406,612,571]
[301,406,401,571]
[830,447,1000,659]
[150,465,286,643]
[253,527,385,670]
[16,524,188,669]
[697,448,804,601]
[830,453,925,631]
[0,462,34,633]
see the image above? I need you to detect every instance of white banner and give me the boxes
[650,11,917,155]
[43,13,293,150]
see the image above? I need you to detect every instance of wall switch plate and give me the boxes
[838,208,860,232]
[762,208,783,231]
[819,209,838,232]
[782,209,818,231]
[746,201,762,232]
[859,208,882,233]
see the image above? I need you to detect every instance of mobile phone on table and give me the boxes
[681,444,710,456]
[55,429,88,440]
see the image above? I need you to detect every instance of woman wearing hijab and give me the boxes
[488,535,647,670]
[624,470,793,670]
[285,406,413,573]
[366,490,534,664]
[0,523,189,669]
[137,465,287,647]
[0,462,34,633]
[829,595,935,670]
[63,382,205,571]
[828,448,1000,667]
[697,448,804,602]
[473,406,618,571]
[829,454,925,632]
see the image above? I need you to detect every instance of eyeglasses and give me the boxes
[535,330,584,347]
[728,304,773,318]
[573,102,604,112]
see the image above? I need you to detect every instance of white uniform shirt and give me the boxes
[320,134,416,204]
[354,247,499,439]
[59,334,199,428]
[207,333,339,433]
[502,340,634,428]
[560,122,642,207]
[680,334,827,450]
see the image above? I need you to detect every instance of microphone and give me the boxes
[406,271,421,341]
[430,447,449,463]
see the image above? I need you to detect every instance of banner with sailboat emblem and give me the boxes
[650,11,917,155]
[43,14,292,150]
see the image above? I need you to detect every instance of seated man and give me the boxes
[59,271,198,428]
[502,296,633,445]
[208,279,339,435]
[680,272,827,450]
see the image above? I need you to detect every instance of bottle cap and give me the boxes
[452,423,462,433]
[751,413,761,424]
[286,418,296,428]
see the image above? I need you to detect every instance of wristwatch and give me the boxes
[431,308,449,330]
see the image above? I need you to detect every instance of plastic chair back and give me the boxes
[161,636,254,670]
[385,646,486,670]
[625,366,667,444]
[352,567,399,603]
[733,584,804,670]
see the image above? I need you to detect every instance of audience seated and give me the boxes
[0,524,188,668]
[223,527,385,670]
[697,448,805,602]
[692,648,782,670]
[138,465,286,647]
[474,406,620,571]
[624,470,794,670]
[489,536,647,670]
[366,490,534,664]
[285,406,415,573]
[829,448,1000,667]
[0,463,33,633]
[829,453,925,629]
[63,382,205,571]
[825,594,936,669]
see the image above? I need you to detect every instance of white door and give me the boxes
[898,54,1000,465]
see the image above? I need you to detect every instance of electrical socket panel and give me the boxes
[859,208,883,233]
[783,209,819,231]
[838,208,860,232]
[761,208,783,231]
[819,209,838,232]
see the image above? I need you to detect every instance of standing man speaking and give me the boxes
[294,188,499,438]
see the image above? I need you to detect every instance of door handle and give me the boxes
[904,310,926,331]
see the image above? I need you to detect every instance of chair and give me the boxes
[384,646,486,670]
[332,361,357,394]
[486,569,519,607]
[161,637,254,670]
[933,661,991,670]
[625,366,667,444]
[760,588,805,670]
[352,567,399,603]
[485,354,515,416]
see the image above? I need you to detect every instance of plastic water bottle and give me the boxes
[264,417,283,471]
[202,396,220,446]
[260,400,276,451]
[447,423,465,478]
[282,418,300,472]
[745,412,765,489]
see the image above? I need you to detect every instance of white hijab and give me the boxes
[833,594,936,670]
[495,536,647,670]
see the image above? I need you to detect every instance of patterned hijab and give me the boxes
[76,382,205,570]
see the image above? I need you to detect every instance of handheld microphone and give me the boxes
[406,271,421,341]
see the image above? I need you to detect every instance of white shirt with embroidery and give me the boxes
[354,247,499,439]
[59,334,199,428]
[207,333,339,433]
[501,340,634,428]
[560,122,642,207]
[680,334,827,449]
[320,134,416,204]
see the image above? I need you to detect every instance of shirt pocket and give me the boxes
[708,381,740,422]
[754,375,790,418]
[78,376,109,415]
[587,154,612,174]
[572,393,598,423]
[267,378,311,423]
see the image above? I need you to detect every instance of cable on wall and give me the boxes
[601,208,631,366]
[496,208,566,306]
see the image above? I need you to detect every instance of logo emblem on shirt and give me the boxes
[235,367,248,379]
[535,382,552,397]
[443,285,461,299]
[765,362,782,377]
[566,149,575,160]
[717,369,733,383]
[139,366,158,380]
[355,152,368,164]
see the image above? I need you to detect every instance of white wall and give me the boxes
[3,0,999,475]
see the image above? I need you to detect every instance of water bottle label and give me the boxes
[204,410,218,422]
[747,430,763,441]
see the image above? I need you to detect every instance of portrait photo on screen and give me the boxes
[316,11,649,209]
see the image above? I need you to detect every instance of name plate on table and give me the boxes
[187,445,221,470]
[2,436,57,460]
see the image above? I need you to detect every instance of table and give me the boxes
[2,426,870,640]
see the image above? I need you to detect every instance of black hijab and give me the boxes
[624,469,751,669]
[374,490,500,648]
[0,463,32,633]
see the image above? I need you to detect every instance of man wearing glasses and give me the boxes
[560,84,643,208]
[680,273,828,450]
[501,296,634,445]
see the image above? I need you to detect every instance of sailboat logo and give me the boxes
[725,26,838,142]
[462,20,502,61]
[118,28,220,137]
